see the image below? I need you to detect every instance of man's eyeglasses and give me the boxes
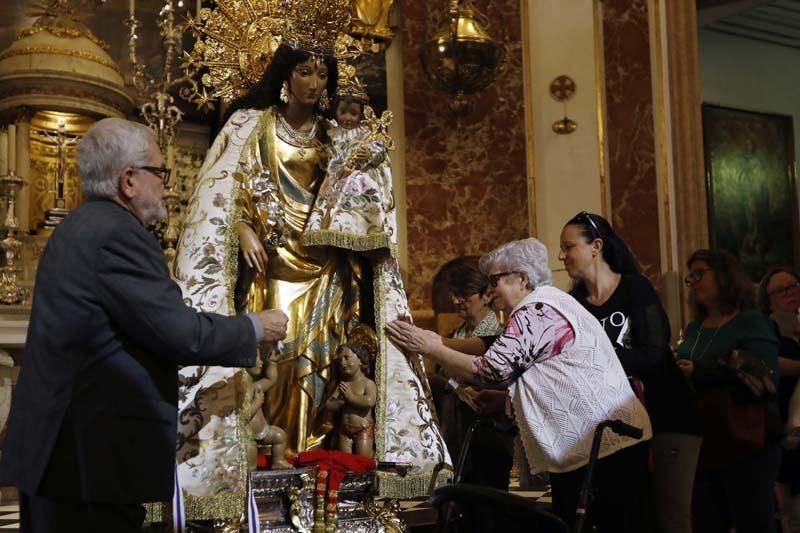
[768,281,800,298]
[684,267,712,286]
[134,165,171,186]
[577,211,601,239]
[488,271,518,288]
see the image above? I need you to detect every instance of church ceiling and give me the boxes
[699,0,800,51]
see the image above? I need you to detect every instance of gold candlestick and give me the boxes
[0,172,28,305]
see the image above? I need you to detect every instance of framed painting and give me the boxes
[702,104,798,281]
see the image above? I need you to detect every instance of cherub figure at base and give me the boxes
[247,352,292,469]
[325,343,377,458]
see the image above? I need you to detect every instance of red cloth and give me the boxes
[288,451,376,529]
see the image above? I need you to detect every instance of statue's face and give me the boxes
[288,57,329,108]
[339,348,361,377]
[336,100,362,129]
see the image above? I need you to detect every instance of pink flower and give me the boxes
[340,174,366,195]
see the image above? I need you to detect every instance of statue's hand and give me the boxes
[257,309,289,342]
[237,221,268,273]
[339,382,355,402]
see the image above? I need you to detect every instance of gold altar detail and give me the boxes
[28,111,90,231]
[350,0,397,51]
[0,174,28,305]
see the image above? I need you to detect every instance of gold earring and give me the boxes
[280,81,290,104]
[318,89,330,111]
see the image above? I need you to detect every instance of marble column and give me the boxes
[14,108,33,235]
[601,0,662,283]
[665,0,708,263]
[401,0,528,311]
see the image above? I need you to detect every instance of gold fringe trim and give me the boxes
[373,262,388,461]
[185,491,248,520]
[144,501,168,524]
[376,468,454,499]
[223,180,242,317]
[302,229,397,257]
[144,491,248,524]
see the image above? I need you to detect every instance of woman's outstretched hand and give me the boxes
[237,221,269,273]
[385,319,442,354]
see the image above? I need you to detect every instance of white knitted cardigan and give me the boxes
[510,286,652,474]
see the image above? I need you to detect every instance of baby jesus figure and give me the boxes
[303,70,395,249]
[324,343,377,458]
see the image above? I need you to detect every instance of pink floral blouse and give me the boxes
[472,302,576,387]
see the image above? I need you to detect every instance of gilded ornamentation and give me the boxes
[281,0,352,52]
[183,0,288,108]
[350,0,396,50]
[336,63,369,103]
[0,47,123,75]
[182,1,366,109]
[15,26,109,52]
[19,0,110,51]
[364,498,406,533]
[288,472,315,533]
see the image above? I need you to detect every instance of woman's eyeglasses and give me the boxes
[768,281,800,298]
[684,267,712,286]
[488,271,518,288]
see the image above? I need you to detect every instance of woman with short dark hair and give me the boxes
[676,249,780,532]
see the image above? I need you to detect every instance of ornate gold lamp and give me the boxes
[420,0,506,112]
[0,173,27,305]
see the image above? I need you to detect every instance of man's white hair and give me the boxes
[77,118,157,199]
[479,238,553,290]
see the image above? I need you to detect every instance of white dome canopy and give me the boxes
[0,23,133,118]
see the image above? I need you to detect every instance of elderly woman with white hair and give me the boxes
[386,238,652,532]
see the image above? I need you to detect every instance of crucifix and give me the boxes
[38,118,79,228]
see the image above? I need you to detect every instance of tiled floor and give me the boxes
[0,483,552,532]
[0,504,19,530]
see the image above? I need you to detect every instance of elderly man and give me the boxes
[387,238,651,532]
[0,118,288,532]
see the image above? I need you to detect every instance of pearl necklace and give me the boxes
[277,112,318,156]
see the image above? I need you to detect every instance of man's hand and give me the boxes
[385,319,442,354]
[256,309,289,341]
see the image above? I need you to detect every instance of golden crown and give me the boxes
[282,0,352,54]
[336,62,369,103]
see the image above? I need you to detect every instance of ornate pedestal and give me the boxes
[250,467,405,533]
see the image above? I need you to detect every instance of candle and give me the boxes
[129,0,135,17]
[8,124,16,174]
[0,131,7,176]
[196,0,201,22]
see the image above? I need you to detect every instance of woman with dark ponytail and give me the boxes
[559,211,700,533]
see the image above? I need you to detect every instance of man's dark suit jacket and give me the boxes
[0,199,257,504]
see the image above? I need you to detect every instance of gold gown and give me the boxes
[236,108,359,452]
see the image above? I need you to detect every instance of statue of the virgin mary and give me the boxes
[171,0,451,508]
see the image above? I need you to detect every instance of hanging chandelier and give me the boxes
[420,0,506,112]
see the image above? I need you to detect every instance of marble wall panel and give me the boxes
[401,0,528,310]
[602,0,662,282]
